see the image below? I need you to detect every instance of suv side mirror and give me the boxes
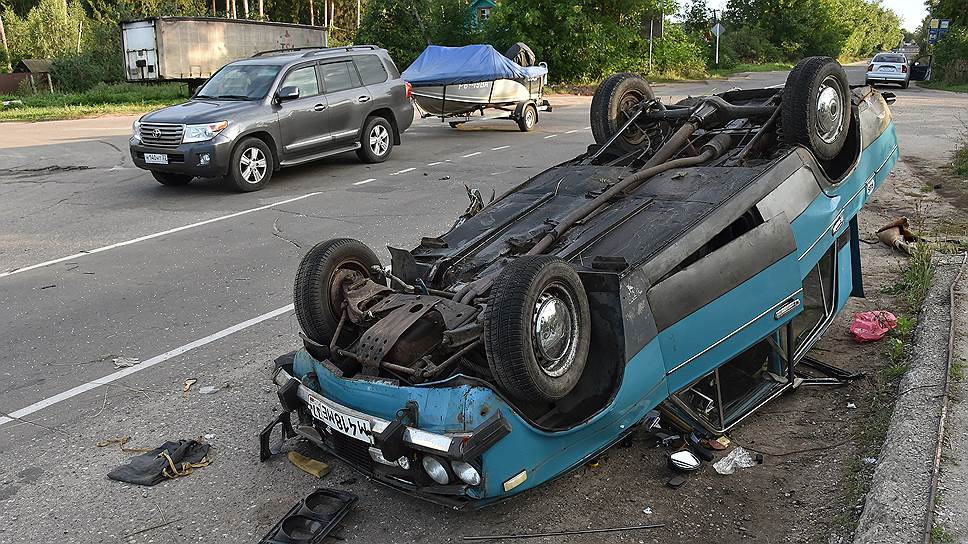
[276,86,300,102]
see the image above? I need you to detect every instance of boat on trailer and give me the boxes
[402,44,551,132]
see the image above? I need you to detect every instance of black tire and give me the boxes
[781,57,852,161]
[294,238,381,345]
[484,256,591,402]
[151,172,193,186]
[227,137,273,192]
[901,79,909,89]
[517,103,537,132]
[356,116,394,163]
[590,72,656,155]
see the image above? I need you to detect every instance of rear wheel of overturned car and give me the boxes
[294,238,382,346]
[227,137,273,192]
[781,56,852,161]
[484,256,591,402]
[590,72,658,156]
[151,172,193,186]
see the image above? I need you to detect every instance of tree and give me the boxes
[925,0,968,29]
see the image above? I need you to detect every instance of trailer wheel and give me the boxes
[781,57,852,161]
[152,172,193,186]
[294,238,381,345]
[484,256,591,402]
[227,137,273,192]
[591,72,658,155]
[517,103,538,132]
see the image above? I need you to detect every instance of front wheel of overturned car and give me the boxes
[590,72,658,156]
[484,256,591,402]
[227,137,273,192]
[151,172,193,186]
[294,238,382,346]
[781,56,852,162]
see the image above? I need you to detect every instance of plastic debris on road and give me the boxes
[876,217,917,255]
[112,356,140,368]
[288,451,331,478]
[713,446,757,475]
[198,385,220,394]
[849,311,897,342]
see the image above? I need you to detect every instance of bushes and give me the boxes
[934,28,968,86]
[50,50,123,92]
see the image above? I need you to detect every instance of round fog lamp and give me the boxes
[397,456,410,470]
[421,455,449,485]
[450,461,481,486]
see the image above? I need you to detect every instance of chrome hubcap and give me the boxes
[369,124,390,156]
[816,76,844,144]
[239,147,267,184]
[525,108,535,127]
[532,283,579,377]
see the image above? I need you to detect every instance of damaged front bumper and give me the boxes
[263,356,512,508]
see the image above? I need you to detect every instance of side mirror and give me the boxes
[276,86,300,102]
[881,91,896,105]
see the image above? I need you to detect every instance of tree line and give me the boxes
[1,0,908,88]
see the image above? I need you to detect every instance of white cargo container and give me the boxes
[121,17,329,86]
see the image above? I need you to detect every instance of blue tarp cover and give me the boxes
[402,44,547,86]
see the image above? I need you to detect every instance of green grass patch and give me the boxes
[920,81,968,93]
[0,82,188,122]
[709,62,794,77]
[952,128,968,178]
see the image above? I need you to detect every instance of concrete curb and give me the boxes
[853,255,963,544]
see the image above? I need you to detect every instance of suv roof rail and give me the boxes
[300,45,379,57]
[252,47,327,57]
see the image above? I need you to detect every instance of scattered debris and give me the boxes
[439,175,451,180]
[203,433,215,440]
[112,356,140,369]
[259,489,357,544]
[642,506,653,515]
[862,457,877,465]
[847,402,857,409]
[668,450,701,472]
[702,437,729,451]
[107,439,212,486]
[849,310,898,342]
[198,385,220,395]
[666,475,687,489]
[461,523,665,541]
[39,284,55,290]
[95,436,144,452]
[183,378,197,392]
[713,446,757,475]
[288,451,331,478]
[876,217,917,255]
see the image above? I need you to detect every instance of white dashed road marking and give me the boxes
[390,167,416,176]
[353,178,376,185]
[544,134,557,139]
[491,145,510,151]
[0,192,323,279]
[427,161,444,166]
[0,304,295,428]
[566,130,579,134]
[461,151,482,158]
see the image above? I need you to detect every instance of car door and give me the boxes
[276,62,329,157]
[910,55,932,81]
[319,59,371,144]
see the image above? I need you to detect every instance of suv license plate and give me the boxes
[307,394,374,444]
[144,153,168,165]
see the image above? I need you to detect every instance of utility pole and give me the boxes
[711,9,721,66]
[357,0,361,28]
[309,0,315,26]
[258,0,264,18]
[0,13,12,73]
[242,0,249,18]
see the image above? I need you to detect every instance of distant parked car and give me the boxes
[865,52,933,89]
[129,46,414,191]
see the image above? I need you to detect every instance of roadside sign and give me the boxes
[928,18,951,45]
[711,22,724,37]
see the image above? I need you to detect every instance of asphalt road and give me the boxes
[0,66,965,543]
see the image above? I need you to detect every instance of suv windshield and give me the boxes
[196,64,280,100]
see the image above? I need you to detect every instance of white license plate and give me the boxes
[879,66,896,72]
[144,153,168,165]
[307,394,374,444]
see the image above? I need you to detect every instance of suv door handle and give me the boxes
[357,96,370,103]
[314,103,327,111]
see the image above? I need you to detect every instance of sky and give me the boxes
[701,0,928,32]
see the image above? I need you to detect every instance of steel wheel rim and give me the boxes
[532,282,580,377]
[525,107,536,128]
[239,147,267,184]
[618,90,648,145]
[369,124,390,156]
[816,75,845,144]
[327,261,369,319]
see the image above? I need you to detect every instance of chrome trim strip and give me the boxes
[666,289,804,376]
[273,367,456,453]
[797,143,897,261]
[774,298,802,319]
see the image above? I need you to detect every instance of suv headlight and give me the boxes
[183,121,228,143]
[132,119,142,141]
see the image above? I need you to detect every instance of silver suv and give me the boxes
[130,46,414,191]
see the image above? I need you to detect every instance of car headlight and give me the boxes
[182,120,228,143]
[132,119,141,141]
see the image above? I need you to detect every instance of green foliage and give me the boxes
[355,0,480,70]
[50,50,123,91]
[718,25,780,66]
[926,0,968,30]
[483,0,696,83]
[2,0,91,62]
[0,81,187,120]
[934,28,968,86]
[952,125,968,177]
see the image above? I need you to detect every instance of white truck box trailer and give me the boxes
[121,17,329,86]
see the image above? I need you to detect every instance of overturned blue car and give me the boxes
[263,57,899,508]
